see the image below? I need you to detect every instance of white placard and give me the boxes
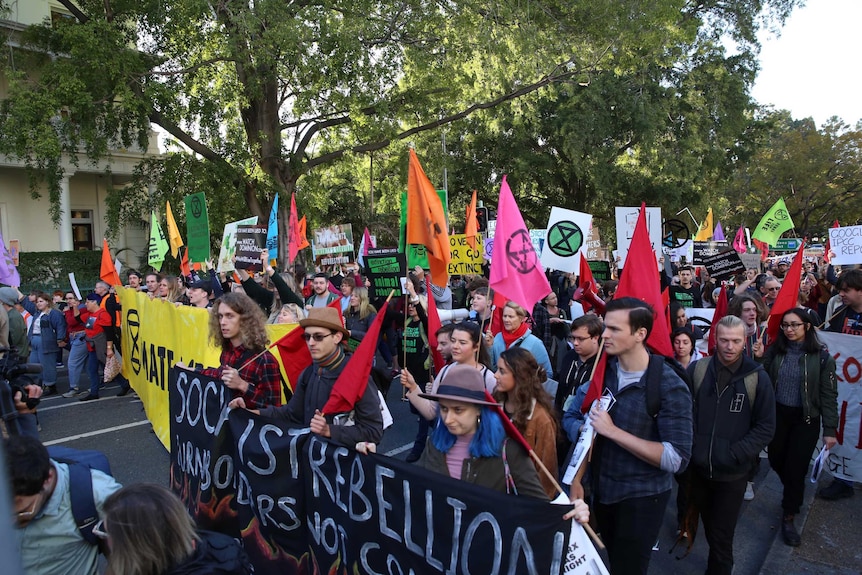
[614,206,662,266]
[541,207,593,273]
[68,272,81,300]
[217,216,259,273]
[829,225,862,265]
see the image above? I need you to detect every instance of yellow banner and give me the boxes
[118,288,296,450]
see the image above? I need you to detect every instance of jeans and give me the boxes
[66,334,89,390]
[595,490,671,575]
[87,350,102,396]
[29,334,58,387]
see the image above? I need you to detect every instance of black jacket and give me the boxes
[164,531,252,575]
[687,355,776,481]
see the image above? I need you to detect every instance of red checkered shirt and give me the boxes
[201,343,282,409]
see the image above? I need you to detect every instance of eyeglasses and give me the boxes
[15,491,43,520]
[303,332,335,342]
[92,518,109,539]
[766,287,781,292]
[567,336,593,343]
[780,322,805,330]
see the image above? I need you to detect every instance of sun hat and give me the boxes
[419,363,501,407]
[299,306,349,337]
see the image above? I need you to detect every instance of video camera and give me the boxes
[0,347,43,436]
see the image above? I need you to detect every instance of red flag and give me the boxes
[487,290,507,336]
[484,389,532,453]
[464,189,479,249]
[406,149,450,287]
[766,243,805,344]
[753,238,769,262]
[489,176,551,312]
[574,253,605,315]
[614,204,673,357]
[273,328,312,392]
[100,238,122,286]
[580,349,608,414]
[707,285,729,356]
[824,220,840,263]
[288,193,300,264]
[323,300,390,414]
[662,287,670,332]
[326,297,345,327]
[425,277,446,373]
[179,247,191,277]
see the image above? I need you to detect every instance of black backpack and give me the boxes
[645,354,692,418]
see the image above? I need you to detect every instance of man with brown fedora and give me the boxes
[238,306,384,447]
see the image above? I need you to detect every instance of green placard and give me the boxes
[398,189,448,269]
[184,192,210,262]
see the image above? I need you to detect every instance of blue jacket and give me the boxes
[22,300,66,353]
[490,332,553,377]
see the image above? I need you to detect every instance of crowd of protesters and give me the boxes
[3,242,860,575]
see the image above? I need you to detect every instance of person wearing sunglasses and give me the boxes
[98,484,251,575]
[177,292,282,410]
[5,435,121,574]
[232,306,383,448]
[760,277,783,308]
[762,308,838,547]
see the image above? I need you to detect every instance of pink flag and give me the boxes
[489,176,551,312]
[713,221,725,241]
[0,230,20,287]
[733,226,747,253]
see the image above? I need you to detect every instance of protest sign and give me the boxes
[167,370,606,575]
[819,332,862,483]
[585,225,603,260]
[692,241,729,265]
[483,237,494,261]
[541,207,592,273]
[234,225,268,272]
[828,224,862,265]
[530,229,546,259]
[184,192,210,262]
[614,206,662,266]
[364,248,406,296]
[663,239,693,264]
[217,216,258,272]
[448,233,484,275]
[739,252,761,272]
[588,260,612,282]
[702,249,746,281]
[312,223,355,266]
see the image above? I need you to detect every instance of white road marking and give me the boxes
[384,443,413,457]
[43,420,151,445]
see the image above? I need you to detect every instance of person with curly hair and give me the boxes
[726,292,769,359]
[177,292,282,409]
[493,346,560,498]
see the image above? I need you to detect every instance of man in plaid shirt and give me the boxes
[587,297,692,575]
[181,292,282,409]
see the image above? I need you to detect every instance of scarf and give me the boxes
[501,322,529,348]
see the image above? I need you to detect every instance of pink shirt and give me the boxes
[445,433,474,479]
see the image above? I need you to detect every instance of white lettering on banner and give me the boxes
[819,332,862,482]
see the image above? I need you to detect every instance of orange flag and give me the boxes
[297,216,310,250]
[406,149,450,287]
[464,189,479,249]
[100,238,122,286]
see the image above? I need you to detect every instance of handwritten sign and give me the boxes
[448,234,484,275]
[829,225,862,265]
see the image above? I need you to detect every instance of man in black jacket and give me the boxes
[686,315,775,575]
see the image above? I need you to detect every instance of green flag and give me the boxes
[752,197,794,247]
[148,211,169,269]
[184,192,210,262]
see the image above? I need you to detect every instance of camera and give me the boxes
[0,348,43,432]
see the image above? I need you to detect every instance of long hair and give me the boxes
[349,286,376,319]
[430,404,506,458]
[161,275,184,303]
[494,347,557,436]
[103,484,199,575]
[773,307,822,355]
[208,292,269,352]
[451,322,492,368]
[268,303,305,324]
[726,292,769,325]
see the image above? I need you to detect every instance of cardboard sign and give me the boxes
[312,223,354,266]
[234,225,268,272]
[448,234,484,275]
[702,249,746,281]
[614,206,662,266]
[829,225,862,265]
[364,248,406,297]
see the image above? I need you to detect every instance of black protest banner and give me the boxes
[235,225,268,272]
[168,365,581,575]
[364,248,406,297]
[588,260,612,282]
[168,367,239,537]
[692,241,729,265]
[702,249,746,281]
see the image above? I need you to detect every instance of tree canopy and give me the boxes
[0,0,808,251]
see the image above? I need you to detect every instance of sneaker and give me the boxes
[79,394,99,402]
[744,481,755,501]
[62,388,81,398]
[818,479,854,500]
[116,386,131,397]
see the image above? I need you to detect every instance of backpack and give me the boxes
[47,446,112,549]
[690,358,758,407]
[645,354,693,419]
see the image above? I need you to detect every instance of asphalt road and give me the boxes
[37,368,780,574]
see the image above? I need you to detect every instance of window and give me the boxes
[71,210,94,251]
